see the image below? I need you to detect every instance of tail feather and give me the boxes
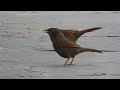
[81,48,103,53]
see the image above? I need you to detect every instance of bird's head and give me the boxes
[43,28,61,38]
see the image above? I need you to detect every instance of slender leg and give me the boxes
[64,58,70,65]
[69,57,75,65]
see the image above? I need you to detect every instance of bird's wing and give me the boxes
[61,27,102,38]
[61,30,78,38]
[63,41,80,48]
[78,27,102,36]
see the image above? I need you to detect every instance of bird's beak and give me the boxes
[43,29,48,33]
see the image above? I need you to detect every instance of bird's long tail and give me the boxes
[81,48,103,53]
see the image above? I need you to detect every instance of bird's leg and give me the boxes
[64,58,70,65]
[69,57,75,65]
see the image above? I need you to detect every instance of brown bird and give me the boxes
[44,28,103,65]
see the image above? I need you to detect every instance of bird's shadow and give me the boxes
[41,50,55,51]
[46,64,78,69]
[32,47,55,52]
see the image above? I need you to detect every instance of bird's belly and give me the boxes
[55,48,69,58]
[54,48,80,58]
